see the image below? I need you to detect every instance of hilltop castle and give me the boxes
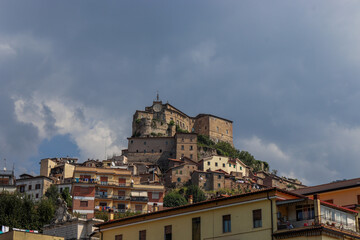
[123,96,233,169]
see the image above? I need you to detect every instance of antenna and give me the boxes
[156,91,159,101]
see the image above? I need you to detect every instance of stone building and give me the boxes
[254,171,305,191]
[191,170,228,191]
[131,97,233,144]
[40,157,77,184]
[164,158,198,188]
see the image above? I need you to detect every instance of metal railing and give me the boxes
[130,197,149,202]
[73,178,130,187]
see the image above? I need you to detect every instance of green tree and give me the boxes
[37,198,55,227]
[185,185,206,203]
[95,211,109,222]
[163,192,188,207]
[45,185,60,205]
[61,188,72,208]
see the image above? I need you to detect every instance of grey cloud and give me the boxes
[0,1,360,184]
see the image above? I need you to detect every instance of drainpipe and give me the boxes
[313,194,321,225]
[267,192,274,240]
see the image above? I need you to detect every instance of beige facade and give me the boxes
[16,174,53,201]
[40,158,77,184]
[96,188,360,240]
[0,231,63,240]
[199,155,248,177]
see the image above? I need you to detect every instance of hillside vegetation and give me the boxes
[197,135,269,172]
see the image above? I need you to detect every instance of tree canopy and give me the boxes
[163,191,188,207]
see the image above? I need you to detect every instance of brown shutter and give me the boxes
[164,225,172,234]
[139,230,146,240]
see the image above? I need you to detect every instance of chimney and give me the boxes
[189,195,193,204]
[108,209,114,221]
[313,194,321,225]
[152,203,158,212]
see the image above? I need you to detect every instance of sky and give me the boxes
[0,1,360,185]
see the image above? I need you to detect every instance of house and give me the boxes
[16,174,53,201]
[94,187,360,240]
[198,155,248,177]
[191,170,227,191]
[164,158,198,187]
[254,171,306,191]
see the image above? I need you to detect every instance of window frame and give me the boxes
[223,214,231,233]
[253,209,262,228]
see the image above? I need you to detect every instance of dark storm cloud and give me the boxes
[0,0,360,184]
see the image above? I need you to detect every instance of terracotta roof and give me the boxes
[292,177,360,195]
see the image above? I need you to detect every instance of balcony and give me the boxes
[112,196,130,201]
[276,199,358,233]
[95,193,110,199]
[130,197,149,202]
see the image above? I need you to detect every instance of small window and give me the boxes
[229,163,231,167]
[28,185,32,190]
[139,230,146,240]
[20,186,25,193]
[223,215,231,233]
[164,225,172,240]
[218,183,221,187]
[190,154,193,159]
[218,175,221,179]
[131,140,133,144]
[181,145,184,150]
[208,162,210,166]
[166,141,168,145]
[180,170,183,175]
[160,149,162,153]
[233,165,236,168]
[190,138,193,142]
[35,184,41,189]
[253,209,262,228]
[152,149,154,153]
[181,154,184,158]
[223,163,225,167]
[115,235,123,240]
[80,201,88,207]
[177,177,181,182]
[36,194,39,198]
[144,150,146,153]
[215,162,218,167]
[136,150,139,153]
[190,146,193,150]
[152,192,159,199]
[240,166,242,170]
[226,130,229,134]
[144,141,146,145]
[182,138,184,142]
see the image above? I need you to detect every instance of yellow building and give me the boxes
[95,188,360,240]
[0,231,63,240]
[199,155,248,177]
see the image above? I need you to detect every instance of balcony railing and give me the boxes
[95,193,110,199]
[277,216,356,232]
[112,196,130,200]
[73,178,130,187]
[130,197,149,202]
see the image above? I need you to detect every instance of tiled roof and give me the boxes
[292,177,360,195]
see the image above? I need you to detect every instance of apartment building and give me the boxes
[95,188,360,240]
[72,166,164,219]
[39,157,77,184]
[16,174,53,201]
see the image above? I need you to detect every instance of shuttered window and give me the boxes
[192,217,201,240]
[164,225,172,240]
[115,235,122,240]
[139,230,146,240]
